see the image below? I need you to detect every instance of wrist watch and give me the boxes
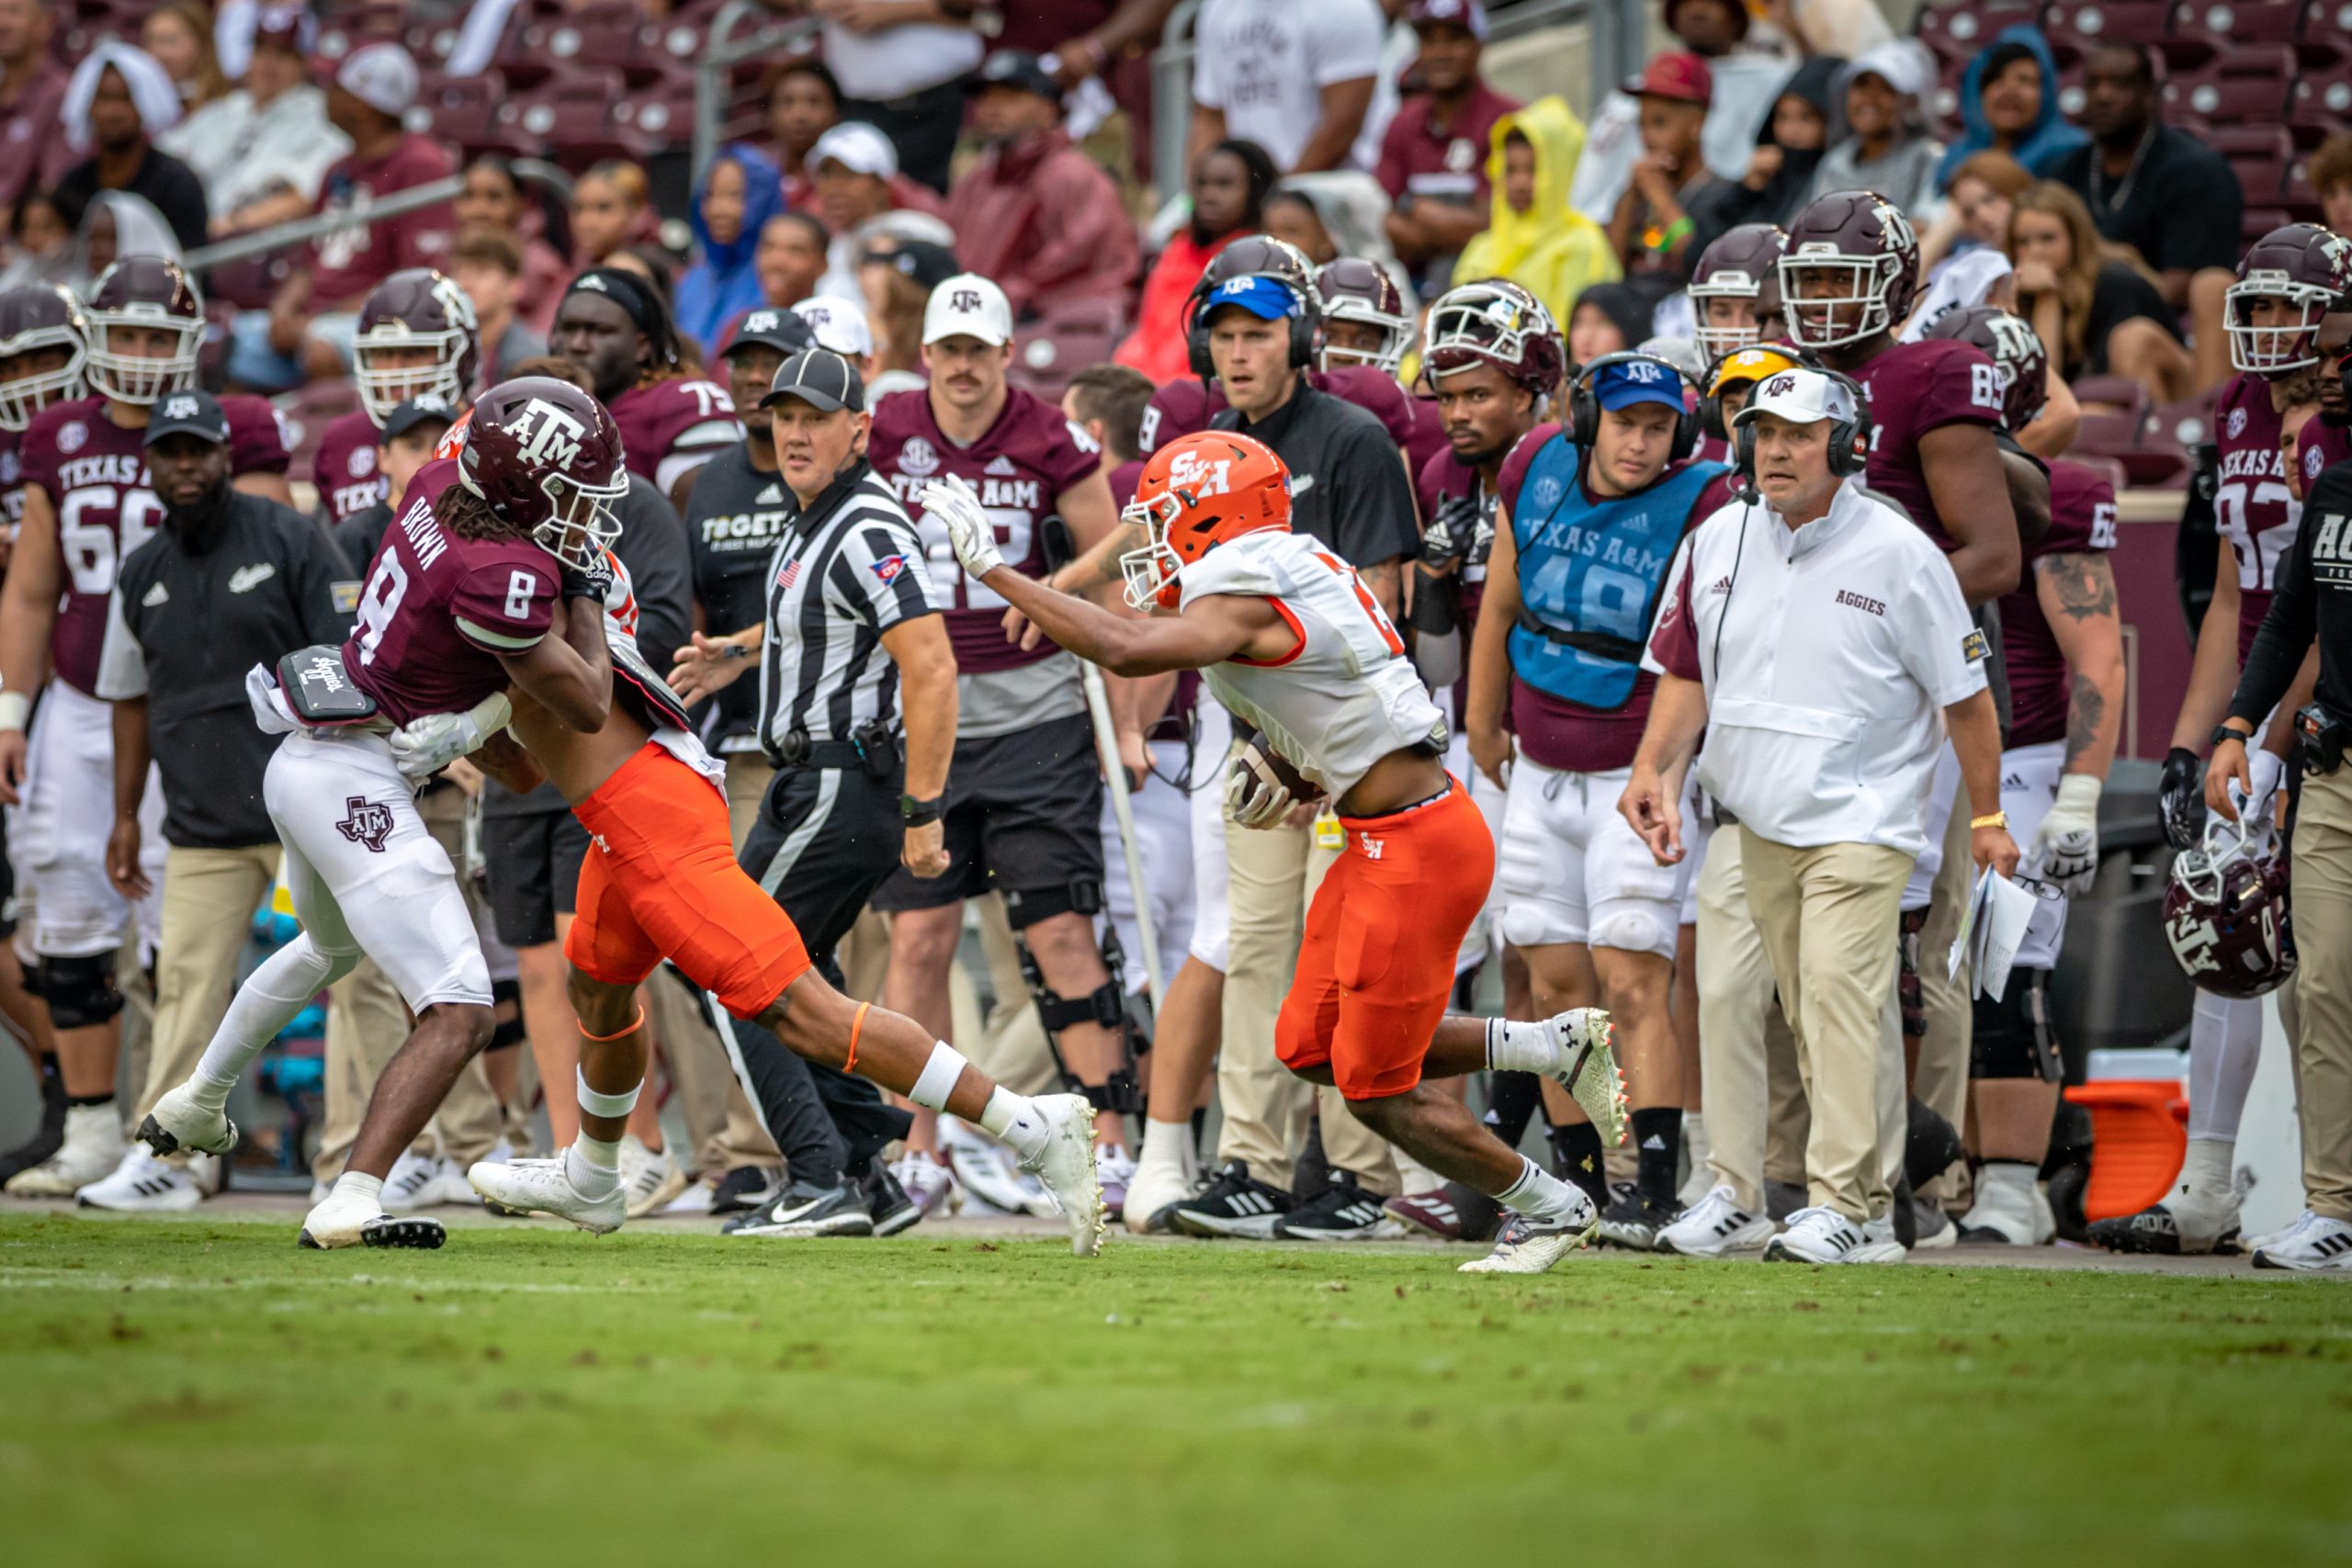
[2210,723,2251,748]
[899,794,943,827]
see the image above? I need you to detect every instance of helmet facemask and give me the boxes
[356,329,469,424]
[85,312,200,406]
[1690,276,1765,359]
[1118,490,1187,611]
[0,336,85,431]
[1780,253,1897,350]
[1320,299,1413,374]
[2226,276,2333,378]
[531,468,630,572]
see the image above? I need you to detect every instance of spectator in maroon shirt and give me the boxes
[1379,0,1519,275]
[234,43,455,389]
[0,0,72,238]
[944,52,1137,324]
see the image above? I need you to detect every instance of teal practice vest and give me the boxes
[1509,440,1726,709]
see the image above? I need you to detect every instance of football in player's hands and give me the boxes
[1227,738,1321,829]
[921,475,1003,579]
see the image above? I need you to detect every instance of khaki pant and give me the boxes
[315,792,503,1179]
[1694,826,1797,1212]
[1912,779,1975,1200]
[1741,832,1915,1223]
[2290,767,2352,1223]
[1217,812,1399,1196]
[130,844,281,1132]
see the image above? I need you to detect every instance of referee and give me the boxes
[670,346,960,1236]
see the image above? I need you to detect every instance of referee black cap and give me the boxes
[762,347,865,414]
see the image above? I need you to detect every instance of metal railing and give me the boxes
[182,159,576,273]
[1151,0,1645,193]
[693,0,822,179]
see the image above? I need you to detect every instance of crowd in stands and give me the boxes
[1,0,2350,1269]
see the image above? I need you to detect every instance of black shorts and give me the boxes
[482,807,592,949]
[867,711,1103,924]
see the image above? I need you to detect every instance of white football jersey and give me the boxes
[1180,530,1444,800]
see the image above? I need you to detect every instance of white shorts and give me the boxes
[2001,739,2072,972]
[1100,736,1197,997]
[266,728,492,1011]
[1900,744,1964,913]
[15,682,164,961]
[1184,697,1233,973]
[1498,757,1688,960]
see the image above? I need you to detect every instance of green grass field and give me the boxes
[4,1213,2348,1566]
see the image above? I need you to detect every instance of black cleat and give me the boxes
[1170,1160,1294,1239]
[861,1156,920,1237]
[1595,1189,1680,1250]
[709,1165,783,1216]
[723,1179,874,1237]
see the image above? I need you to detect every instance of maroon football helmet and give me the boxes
[354,267,482,425]
[1926,304,2049,434]
[1314,257,1412,373]
[2225,222,2352,378]
[0,284,88,431]
[458,377,629,570]
[85,256,203,406]
[1689,223,1786,359]
[1421,278,1566,399]
[1778,189,1921,352]
[2164,821,2296,998]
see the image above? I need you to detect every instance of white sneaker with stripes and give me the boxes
[2252,1214,2352,1271]
[75,1145,204,1213]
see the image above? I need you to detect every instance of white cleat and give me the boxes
[2251,1214,2352,1272]
[1544,1009,1629,1149]
[1019,1094,1106,1258]
[1657,1184,1774,1258]
[1764,1206,1906,1264]
[298,1183,444,1250]
[136,1083,239,1159]
[75,1145,204,1213]
[618,1137,687,1219]
[469,1156,626,1235]
[943,1117,1053,1215]
[6,1104,128,1196]
[1459,1189,1600,1274]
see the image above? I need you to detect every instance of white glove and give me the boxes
[2030,773,2101,896]
[1226,739,1316,829]
[388,693,512,781]
[2240,745,2287,826]
[920,475,1002,579]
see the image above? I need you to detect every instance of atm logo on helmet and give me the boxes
[501,400,587,468]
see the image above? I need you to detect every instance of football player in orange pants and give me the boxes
[927,433,1629,1272]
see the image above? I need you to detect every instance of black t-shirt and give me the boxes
[682,441,792,752]
[2232,461,2352,726]
[2083,259,2179,378]
[1210,383,1419,571]
[104,494,359,848]
[484,473,695,818]
[334,502,390,575]
[54,146,211,256]
[2050,124,2243,278]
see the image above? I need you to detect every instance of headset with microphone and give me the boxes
[1565,350,1703,463]
[1727,363,1873,502]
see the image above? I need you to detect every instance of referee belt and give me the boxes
[766,734,871,771]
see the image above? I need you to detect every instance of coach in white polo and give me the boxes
[1618,367,2019,1266]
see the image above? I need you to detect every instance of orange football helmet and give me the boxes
[1119,431,1293,609]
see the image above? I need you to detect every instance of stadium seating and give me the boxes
[2210,124,2295,203]
[2160,47,2297,125]
[2149,390,2221,449]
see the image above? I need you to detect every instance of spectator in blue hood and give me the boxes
[674,143,786,358]
[1934,27,2086,190]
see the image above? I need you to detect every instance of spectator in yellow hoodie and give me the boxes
[1453,96,1620,333]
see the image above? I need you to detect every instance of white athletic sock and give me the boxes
[192,936,358,1110]
[1495,1155,1589,1223]
[1136,1118,1192,1175]
[331,1170,383,1205]
[1978,1160,2035,1203]
[568,1134,620,1198]
[1485,1018,1555,1074]
[2180,1137,2234,1201]
[2186,990,2262,1143]
[979,1088,1051,1162]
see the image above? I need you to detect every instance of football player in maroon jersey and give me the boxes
[0,283,85,1185]
[1929,307,2126,1247]
[0,259,295,1199]
[1686,222,1785,361]
[865,270,1139,1198]
[2131,225,2352,1255]
[308,268,482,534]
[133,378,621,1248]
[1317,255,1450,478]
[553,267,744,511]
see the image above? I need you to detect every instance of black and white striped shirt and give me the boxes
[759,460,944,751]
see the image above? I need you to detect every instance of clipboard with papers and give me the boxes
[1947,866,2048,1002]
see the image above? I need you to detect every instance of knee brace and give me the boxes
[39,951,123,1030]
[489,977,526,1051]
[1590,905,1669,961]
[1012,881,1143,1115]
[1896,908,1928,1039]
[1969,970,2061,1081]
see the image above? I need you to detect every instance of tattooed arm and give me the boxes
[2035,550,2126,779]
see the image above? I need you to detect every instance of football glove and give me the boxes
[2030,773,2100,896]
[389,693,512,781]
[2239,745,2286,828]
[560,559,615,603]
[1226,739,1317,829]
[921,475,1003,579]
[2158,746,2206,850]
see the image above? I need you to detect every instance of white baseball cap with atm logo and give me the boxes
[922,273,1013,348]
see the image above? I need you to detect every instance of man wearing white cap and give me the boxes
[1617,367,2018,1265]
[865,271,1137,1210]
[234,42,455,391]
[808,123,954,303]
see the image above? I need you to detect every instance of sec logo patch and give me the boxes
[2226,407,2247,441]
[348,446,378,479]
[56,421,86,454]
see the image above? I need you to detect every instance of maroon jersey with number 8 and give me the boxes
[342,457,560,725]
